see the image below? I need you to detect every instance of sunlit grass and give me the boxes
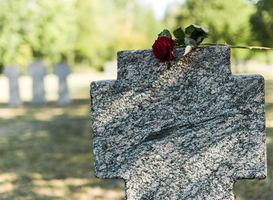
[0,78,273,199]
[0,99,124,200]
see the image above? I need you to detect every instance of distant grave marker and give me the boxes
[104,61,117,76]
[54,63,72,106]
[28,61,47,105]
[3,65,22,106]
[90,47,266,199]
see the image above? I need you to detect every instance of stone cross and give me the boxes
[54,63,72,106]
[27,61,47,105]
[90,46,266,200]
[3,65,22,106]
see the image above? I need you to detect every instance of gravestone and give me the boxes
[54,63,72,106]
[104,61,117,76]
[28,61,47,105]
[90,46,266,199]
[3,65,22,106]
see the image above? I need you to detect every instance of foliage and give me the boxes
[0,0,162,72]
[0,0,77,73]
[0,0,33,72]
[249,0,273,63]
[250,0,273,48]
[25,0,77,65]
[156,24,210,57]
[102,0,161,70]
[76,0,161,71]
[168,0,255,59]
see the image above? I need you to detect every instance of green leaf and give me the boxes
[190,32,207,43]
[185,24,210,44]
[184,37,196,46]
[158,31,163,37]
[185,25,196,35]
[158,29,172,38]
[197,36,203,44]
[196,36,206,45]
[173,27,185,45]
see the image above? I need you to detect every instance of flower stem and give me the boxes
[200,43,273,50]
[174,43,273,50]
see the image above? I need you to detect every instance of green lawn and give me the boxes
[0,100,124,200]
[0,80,273,199]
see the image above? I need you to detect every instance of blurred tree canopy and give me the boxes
[0,0,77,72]
[250,0,273,47]
[74,0,161,70]
[0,0,161,72]
[1,0,273,73]
[166,0,255,60]
[249,0,273,63]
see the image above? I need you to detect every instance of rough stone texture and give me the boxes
[28,61,47,105]
[90,46,266,200]
[54,63,72,106]
[3,65,22,106]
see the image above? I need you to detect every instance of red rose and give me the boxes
[152,36,175,62]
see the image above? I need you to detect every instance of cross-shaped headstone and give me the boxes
[3,65,22,106]
[54,63,72,106]
[90,46,266,200]
[27,61,47,105]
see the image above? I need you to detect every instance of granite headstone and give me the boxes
[54,63,72,106]
[90,46,266,200]
[3,65,22,106]
[28,61,47,105]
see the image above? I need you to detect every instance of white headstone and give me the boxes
[3,65,22,106]
[104,61,117,75]
[27,61,47,105]
[54,63,72,106]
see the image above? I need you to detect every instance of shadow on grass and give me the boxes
[0,99,125,200]
[1,79,273,199]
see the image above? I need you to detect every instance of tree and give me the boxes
[0,0,32,72]
[23,0,77,66]
[250,0,273,47]
[0,0,162,73]
[74,0,162,70]
[168,0,255,59]
[0,0,77,73]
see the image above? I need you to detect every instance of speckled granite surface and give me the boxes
[90,46,266,200]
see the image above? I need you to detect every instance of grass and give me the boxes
[0,80,273,199]
[0,99,124,200]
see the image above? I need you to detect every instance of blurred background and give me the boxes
[0,0,273,199]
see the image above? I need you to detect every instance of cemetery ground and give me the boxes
[0,70,273,199]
